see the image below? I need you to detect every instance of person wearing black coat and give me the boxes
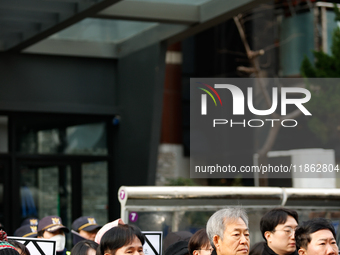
[260,208,299,255]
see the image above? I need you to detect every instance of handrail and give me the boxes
[118,186,340,203]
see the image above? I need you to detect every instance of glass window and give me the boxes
[18,122,107,155]
[37,129,60,154]
[50,19,158,44]
[82,161,108,225]
[128,211,212,235]
[65,123,107,155]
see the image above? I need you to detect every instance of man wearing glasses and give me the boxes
[295,218,338,255]
[206,207,250,255]
[260,208,299,255]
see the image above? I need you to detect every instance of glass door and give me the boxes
[81,161,108,225]
[19,160,109,229]
[20,164,72,226]
[11,113,112,236]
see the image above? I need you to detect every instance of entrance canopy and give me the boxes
[1,0,267,58]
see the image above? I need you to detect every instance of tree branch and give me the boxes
[234,15,274,111]
[233,14,304,182]
[281,109,303,120]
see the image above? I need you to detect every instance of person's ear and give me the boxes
[213,235,220,250]
[298,248,307,255]
[193,250,200,255]
[264,231,272,243]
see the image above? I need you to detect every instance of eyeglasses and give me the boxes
[273,226,297,237]
[198,248,214,254]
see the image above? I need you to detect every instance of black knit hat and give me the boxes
[0,230,20,255]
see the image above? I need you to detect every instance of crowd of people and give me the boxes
[0,207,338,255]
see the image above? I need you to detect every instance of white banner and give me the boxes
[142,231,162,255]
[8,236,56,255]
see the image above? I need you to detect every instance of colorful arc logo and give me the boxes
[198,82,222,115]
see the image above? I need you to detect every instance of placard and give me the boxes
[142,231,162,255]
[8,236,56,255]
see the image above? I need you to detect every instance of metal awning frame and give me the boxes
[1,0,269,58]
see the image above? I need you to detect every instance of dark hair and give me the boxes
[188,229,210,255]
[98,224,145,255]
[295,218,336,250]
[260,208,299,240]
[0,249,20,255]
[249,241,265,255]
[71,240,98,255]
[7,241,30,255]
[37,231,44,238]
[0,223,5,232]
[37,229,65,238]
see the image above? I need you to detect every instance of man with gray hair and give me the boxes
[206,208,250,255]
